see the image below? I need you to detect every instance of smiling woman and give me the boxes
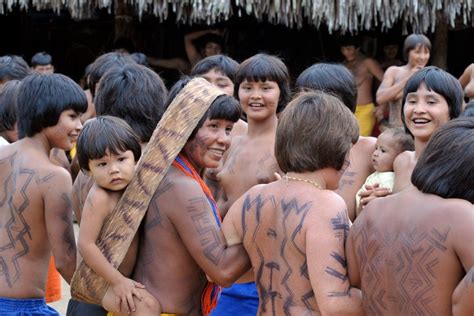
[393,66,462,192]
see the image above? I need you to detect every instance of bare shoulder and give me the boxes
[37,162,73,190]
[312,190,348,220]
[393,150,413,168]
[355,136,376,155]
[86,184,115,207]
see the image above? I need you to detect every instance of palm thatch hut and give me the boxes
[1,0,472,33]
[1,0,472,80]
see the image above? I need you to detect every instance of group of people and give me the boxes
[0,30,473,316]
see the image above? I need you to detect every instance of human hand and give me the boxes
[358,183,392,208]
[110,277,145,313]
[374,105,386,122]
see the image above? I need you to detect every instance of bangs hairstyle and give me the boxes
[412,117,474,203]
[401,66,463,134]
[235,53,290,113]
[276,91,359,173]
[88,52,136,97]
[16,73,87,138]
[94,63,168,143]
[295,63,357,113]
[190,94,242,140]
[0,80,21,132]
[77,116,142,171]
[0,55,30,82]
[31,52,53,67]
[403,34,431,61]
[191,55,239,82]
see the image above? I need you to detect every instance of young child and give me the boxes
[356,127,414,213]
[211,53,291,316]
[76,116,160,315]
[0,73,81,315]
[376,34,431,127]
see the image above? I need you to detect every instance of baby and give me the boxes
[356,127,414,214]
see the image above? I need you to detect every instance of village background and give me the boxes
[1,0,473,314]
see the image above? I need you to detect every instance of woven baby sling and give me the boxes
[70,77,224,305]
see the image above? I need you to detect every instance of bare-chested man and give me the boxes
[346,117,474,315]
[459,63,474,101]
[341,37,384,136]
[376,34,431,127]
[223,91,363,315]
[133,79,250,315]
[0,73,84,315]
[296,63,376,221]
[211,54,292,315]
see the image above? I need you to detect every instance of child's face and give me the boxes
[201,68,234,96]
[404,83,450,142]
[44,109,82,151]
[183,118,233,170]
[238,79,280,121]
[88,149,136,191]
[372,132,402,172]
[407,44,430,69]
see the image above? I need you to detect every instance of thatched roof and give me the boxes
[1,0,473,33]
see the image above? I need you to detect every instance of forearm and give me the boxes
[55,253,77,284]
[377,75,410,104]
[79,243,125,285]
[206,244,251,287]
[321,287,364,316]
[453,268,474,316]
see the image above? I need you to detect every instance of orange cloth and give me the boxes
[45,256,61,303]
[172,155,221,316]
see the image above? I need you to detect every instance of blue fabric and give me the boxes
[0,297,59,315]
[210,282,259,316]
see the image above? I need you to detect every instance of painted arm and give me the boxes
[307,198,364,316]
[168,178,251,287]
[44,168,77,283]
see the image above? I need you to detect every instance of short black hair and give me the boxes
[165,77,241,140]
[401,66,463,135]
[296,63,358,113]
[88,52,136,97]
[235,53,290,113]
[340,35,361,48]
[460,100,474,118]
[403,34,431,61]
[31,52,53,67]
[16,73,87,138]
[0,80,21,133]
[0,55,30,83]
[94,63,168,143]
[191,55,239,82]
[130,52,150,67]
[77,116,142,172]
[412,117,474,203]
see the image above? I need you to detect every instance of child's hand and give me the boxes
[359,183,392,208]
[110,277,145,313]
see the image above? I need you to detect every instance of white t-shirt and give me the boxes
[0,136,9,147]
